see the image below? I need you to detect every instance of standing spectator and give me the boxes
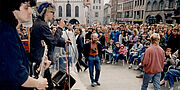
[83,33,102,87]
[85,27,92,43]
[164,30,171,47]
[75,28,88,72]
[122,32,129,47]
[110,26,120,43]
[104,27,111,45]
[141,33,165,90]
[159,30,166,50]
[167,27,179,53]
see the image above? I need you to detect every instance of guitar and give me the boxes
[39,40,48,77]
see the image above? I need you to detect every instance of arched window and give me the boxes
[159,0,164,10]
[66,4,71,17]
[59,6,62,17]
[75,6,79,17]
[152,1,158,11]
[169,0,174,8]
[146,1,151,11]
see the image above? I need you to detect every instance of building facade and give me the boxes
[133,0,146,24]
[123,0,134,23]
[53,0,86,24]
[88,0,104,25]
[117,0,124,23]
[145,0,176,24]
[110,0,118,22]
[104,3,111,25]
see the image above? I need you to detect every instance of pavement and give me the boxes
[74,62,180,90]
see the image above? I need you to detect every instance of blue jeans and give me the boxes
[88,55,101,83]
[141,72,161,90]
[104,49,113,61]
[164,69,180,87]
[137,53,144,65]
[129,53,138,64]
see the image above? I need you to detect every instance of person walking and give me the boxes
[83,33,102,87]
[141,33,165,90]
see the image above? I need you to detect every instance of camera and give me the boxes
[92,48,97,53]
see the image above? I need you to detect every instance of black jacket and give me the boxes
[167,34,180,53]
[30,18,65,65]
[83,41,102,59]
[76,34,84,53]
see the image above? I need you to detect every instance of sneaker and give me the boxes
[115,62,117,64]
[133,66,139,70]
[160,80,165,86]
[129,64,132,69]
[106,61,111,64]
[170,87,174,90]
[91,83,95,87]
[112,61,114,64]
[136,74,143,78]
[95,81,100,86]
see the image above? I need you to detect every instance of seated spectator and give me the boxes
[104,40,115,64]
[161,48,176,79]
[160,50,180,90]
[128,39,143,69]
[134,41,151,70]
[118,44,128,61]
[113,42,121,64]
[141,35,147,45]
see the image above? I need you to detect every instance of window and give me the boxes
[140,0,142,5]
[117,12,122,18]
[169,0,174,8]
[96,6,98,9]
[99,6,101,10]
[159,0,164,10]
[152,1,158,11]
[95,12,98,17]
[134,11,136,19]
[66,4,71,17]
[146,1,151,11]
[75,6,79,17]
[117,4,122,10]
[93,6,95,9]
[137,11,140,19]
[94,0,95,3]
[141,10,144,19]
[99,0,101,4]
[59,6,62,17]
[135,1,137,6]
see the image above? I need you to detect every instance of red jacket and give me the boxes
[141,45,165,74]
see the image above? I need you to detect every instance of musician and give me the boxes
[83,33,102,87]
[0,0,48,89]
[30,2,70,89]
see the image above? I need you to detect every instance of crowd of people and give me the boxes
[0,0,179,90]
